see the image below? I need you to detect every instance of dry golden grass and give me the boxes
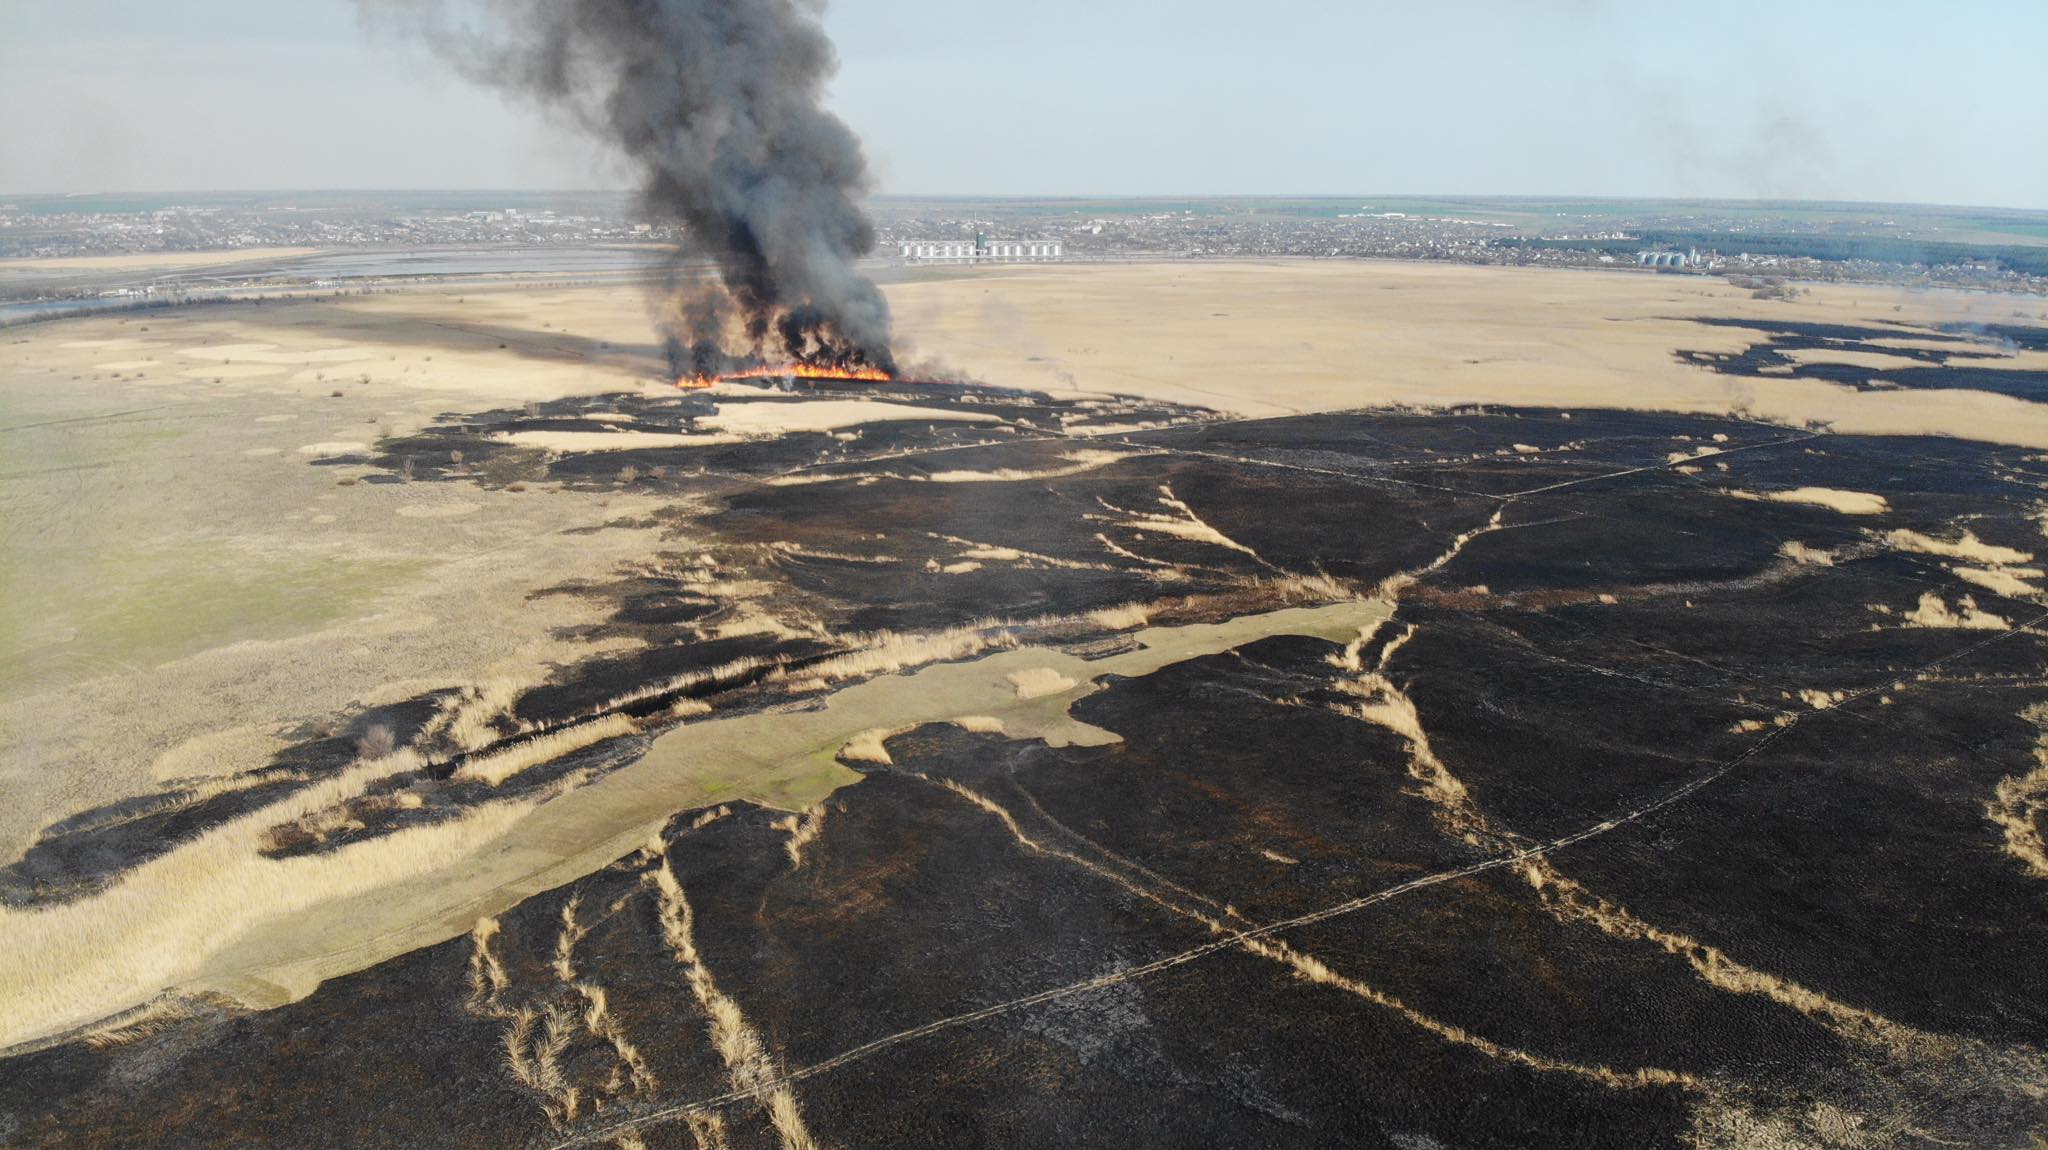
[1727,487,1891,515]
[648,859,817,1149]
[890,260,2048,449]
[928,774,1685,1090]
[771,804,828,868]
[0,744,545,1049]
[425,677,533,752]
[1990,704,2048,880]
[1521,860,1898,1046]
[456,714,640,787]
[78,996,202,1050]
[1256,572,1354,603]
[1091,485,1263,557]
[1886,528,2033,565]
[776,623,1020,689]
[1778,541,1836,567]
[931,532,1119,573]
[949,715,1007,734]
[1903,591,2009,630]
[838,728,903,765]
[1955,565,2046,599]
[1085,602,1152,630]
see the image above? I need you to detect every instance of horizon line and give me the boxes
[5,188,2048,216]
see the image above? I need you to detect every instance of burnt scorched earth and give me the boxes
[5,389,2048,1149]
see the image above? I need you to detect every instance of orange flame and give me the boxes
[676,362,893,389]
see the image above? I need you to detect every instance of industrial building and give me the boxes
[1636,248,1700,268]
[900,233,1062,264]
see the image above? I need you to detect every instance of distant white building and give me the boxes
[901,234,1063,264]
[1637,248,1700,268]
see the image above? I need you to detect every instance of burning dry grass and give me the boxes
[1726,487,1891,516]
[456,714,641,787]
[648,858,817,1150]
[1902,591,2010,631]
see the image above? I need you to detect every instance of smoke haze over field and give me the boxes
[363,0,894,376]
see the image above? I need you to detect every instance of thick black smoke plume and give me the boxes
[365,0,894,378]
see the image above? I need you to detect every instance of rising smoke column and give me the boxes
[367,0,894,377]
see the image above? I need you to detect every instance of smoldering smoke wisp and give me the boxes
[364,0,894,378]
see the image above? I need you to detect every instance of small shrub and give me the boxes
[356,723,397,759]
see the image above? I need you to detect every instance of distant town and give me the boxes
[4,192,2046,304]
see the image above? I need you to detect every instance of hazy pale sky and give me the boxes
[3,0,2045,207]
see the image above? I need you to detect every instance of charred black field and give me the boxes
[5,374,2048,1150]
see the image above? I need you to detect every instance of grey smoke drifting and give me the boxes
[365,0,894,378]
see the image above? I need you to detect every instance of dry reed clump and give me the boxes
[1257,572,1353,603]
[0,744,545,1050]
[598,654,781,717]
[456,714,640,787]
[1989,704,2048,879]
[355,723,398,760]
[79,996,202,1050]
[838,728,904,765]
[1798,689,1846,710]
[1006,666,1078,700]
[422,677,534,752]
[771,804,829,868]
[1902,591,2009,631]
[1085,602,1152,630]
[774,622,1021,690]
[1778,541,1836,566]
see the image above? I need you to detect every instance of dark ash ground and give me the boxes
[5,368,2048,1149]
